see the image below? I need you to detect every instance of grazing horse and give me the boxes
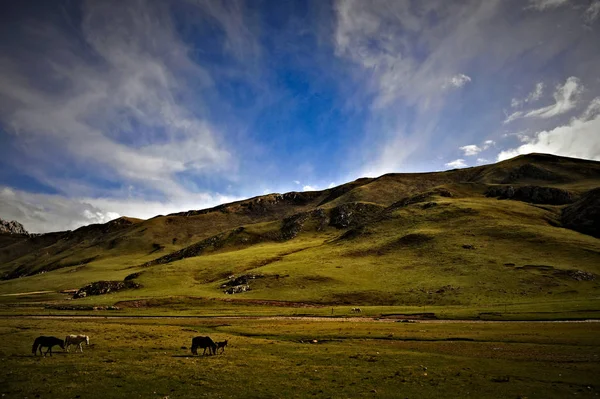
[191,336,217,356]
[351,307,362,313]
[32,336,64,357]
[65,335,90,353]
[215,340,228,354]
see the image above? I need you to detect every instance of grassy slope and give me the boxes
[0,154,599,317]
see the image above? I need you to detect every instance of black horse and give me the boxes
[191,336,217,355]
[32,336,65,356]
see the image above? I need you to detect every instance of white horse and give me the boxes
[65,335,90,352]
[351,307,362,313]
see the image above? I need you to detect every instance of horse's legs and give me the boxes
[78,343,83,352]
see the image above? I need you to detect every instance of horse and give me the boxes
[191,336,217,356]
[215,340,228,354]
[65,335,90,352]
[351,307,362,313]
[32,336,65,357]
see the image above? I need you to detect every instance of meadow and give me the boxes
[0,316,599,398]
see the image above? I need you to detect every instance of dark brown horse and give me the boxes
[32,336,65,356]
[191,336,217,355]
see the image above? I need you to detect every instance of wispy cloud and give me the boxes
[504,77,583,123]
[512,82,544,108]
[527,0,570,10]
[0,1,255,231]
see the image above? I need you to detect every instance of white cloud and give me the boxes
[508,82,544,110]
[581,97,600,121]
[302,185,317,192]
[504,110,524,124]
[328,182,336,189]
[443,74,472,89]
[445,159,468,168]
[528,0,570,10]
[459,145,482,156]
[527,82,545,102]
[0,186,240,233]
[497,98,600,162]
[505,77,583,123]
[476,158,489,164]
[293,180,300,185]
[585,1,600,22]
[483,140,496,149]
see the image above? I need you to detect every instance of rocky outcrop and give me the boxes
[389,188,453,210]
[562,188,600,238]
[485,185,574,205]
[221,274,265,294]
[0,218,28,235]
[329,203,384,228]
[73,280,140,299]
[141,227,248,267]
[281,209,328,240]
[170,191,323,217]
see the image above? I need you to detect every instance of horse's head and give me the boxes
[59,340,65,349]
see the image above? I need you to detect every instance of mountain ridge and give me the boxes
[0,153,599,310]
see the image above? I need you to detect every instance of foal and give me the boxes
[215,340,228,354]
[32,336,65,357]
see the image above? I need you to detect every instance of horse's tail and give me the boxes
[32,338,39,354]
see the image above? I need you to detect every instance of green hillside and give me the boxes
[1,153,599,317]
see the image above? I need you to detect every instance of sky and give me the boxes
[0,0,599,233]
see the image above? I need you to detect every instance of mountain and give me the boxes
[0,218,28,235]
[0,153,599,310]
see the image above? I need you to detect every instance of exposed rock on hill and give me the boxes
[73,280,141,299]
[141,227,248,267]
[485,185,574,205]
[329,203,384,228]
[0,218,28,235]
[389,188,453,210]
[281,209,328,240]
[562,188,600,238]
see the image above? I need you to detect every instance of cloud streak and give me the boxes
[504,77,583,123]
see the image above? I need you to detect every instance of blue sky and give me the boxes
[0,0,599,233]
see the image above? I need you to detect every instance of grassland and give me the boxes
[1,316,599,398]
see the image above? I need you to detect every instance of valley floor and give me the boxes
[1,316,599,398]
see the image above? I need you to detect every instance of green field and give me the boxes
[1,316,599,398]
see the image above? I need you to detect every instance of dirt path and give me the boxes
[0,291,54,296]
[2,314,599,323]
